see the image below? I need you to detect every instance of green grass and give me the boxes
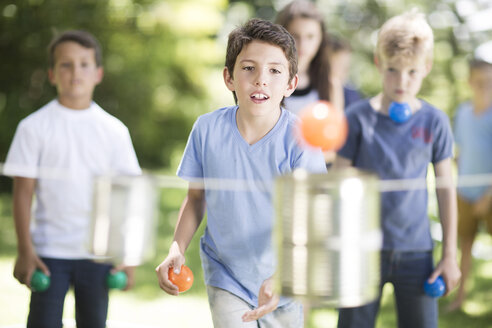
[2,192,492,327]
[0,190,213,328]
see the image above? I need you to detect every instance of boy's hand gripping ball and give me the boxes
[297,101,348,151]
[31,269,50,292]
[423,275,446,298]
[168,265,194,292]
[107,271,128,290]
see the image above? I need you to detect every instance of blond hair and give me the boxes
[376,10,434,63]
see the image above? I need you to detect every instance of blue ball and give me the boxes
[423,276,446,298]
[388,102,412,123]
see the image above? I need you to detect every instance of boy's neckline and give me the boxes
[57,96,93,110]
[233,106,284,148]
[56,99,94,113]
[472,100,492,115]
[369,93,423,116]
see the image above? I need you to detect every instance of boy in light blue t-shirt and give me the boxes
[334,11,461,328]
[155,18,326,327]
[448,57,492,311]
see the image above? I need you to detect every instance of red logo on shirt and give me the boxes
[411,127,433,143]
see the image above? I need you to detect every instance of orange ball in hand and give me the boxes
[297,101,348,151]
[168,265,194,292]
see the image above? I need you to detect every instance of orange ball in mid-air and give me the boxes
[168,265,194,292]
[297,101,348,151]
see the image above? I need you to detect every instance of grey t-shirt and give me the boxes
[338,99,453,251]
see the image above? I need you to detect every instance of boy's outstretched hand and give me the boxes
[242,277,279,322]
[155,241,185,296]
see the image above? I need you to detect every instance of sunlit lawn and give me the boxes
[2,191,492,327]
[0,257,214,328]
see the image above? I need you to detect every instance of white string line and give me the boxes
[2,162,492,193]
[379,174,492,192]
[152,175,274,192]
[0,163,273,192]
[0,163,74,181]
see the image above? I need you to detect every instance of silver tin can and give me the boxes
[89,175,157,266]
[274,168,381,307]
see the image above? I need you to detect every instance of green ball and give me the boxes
[106,271,127,290]
[31,270,50,292]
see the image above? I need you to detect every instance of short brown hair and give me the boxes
[225,18,297,103]
[376,10,434,63]
[48,30,103,68]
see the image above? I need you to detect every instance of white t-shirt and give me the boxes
[3,100,141,259]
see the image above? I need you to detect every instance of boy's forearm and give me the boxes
[436,186,458,258]
[434,159,458,259]
[12,177,36,255]
[173,188,205,254]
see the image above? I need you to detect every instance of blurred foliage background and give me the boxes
[1,0,492,191]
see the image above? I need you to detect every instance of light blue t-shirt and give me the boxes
[177,105,326,306]
[338,99,453,251]
[454,102,492,201]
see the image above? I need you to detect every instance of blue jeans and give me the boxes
[338,251,437,328]
[27,258,112,328]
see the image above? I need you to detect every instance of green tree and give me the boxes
[3,0,492,195]
[0,0,227,192]
[232,0,492,115]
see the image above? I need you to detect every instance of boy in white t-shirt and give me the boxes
[3,30,141,328]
